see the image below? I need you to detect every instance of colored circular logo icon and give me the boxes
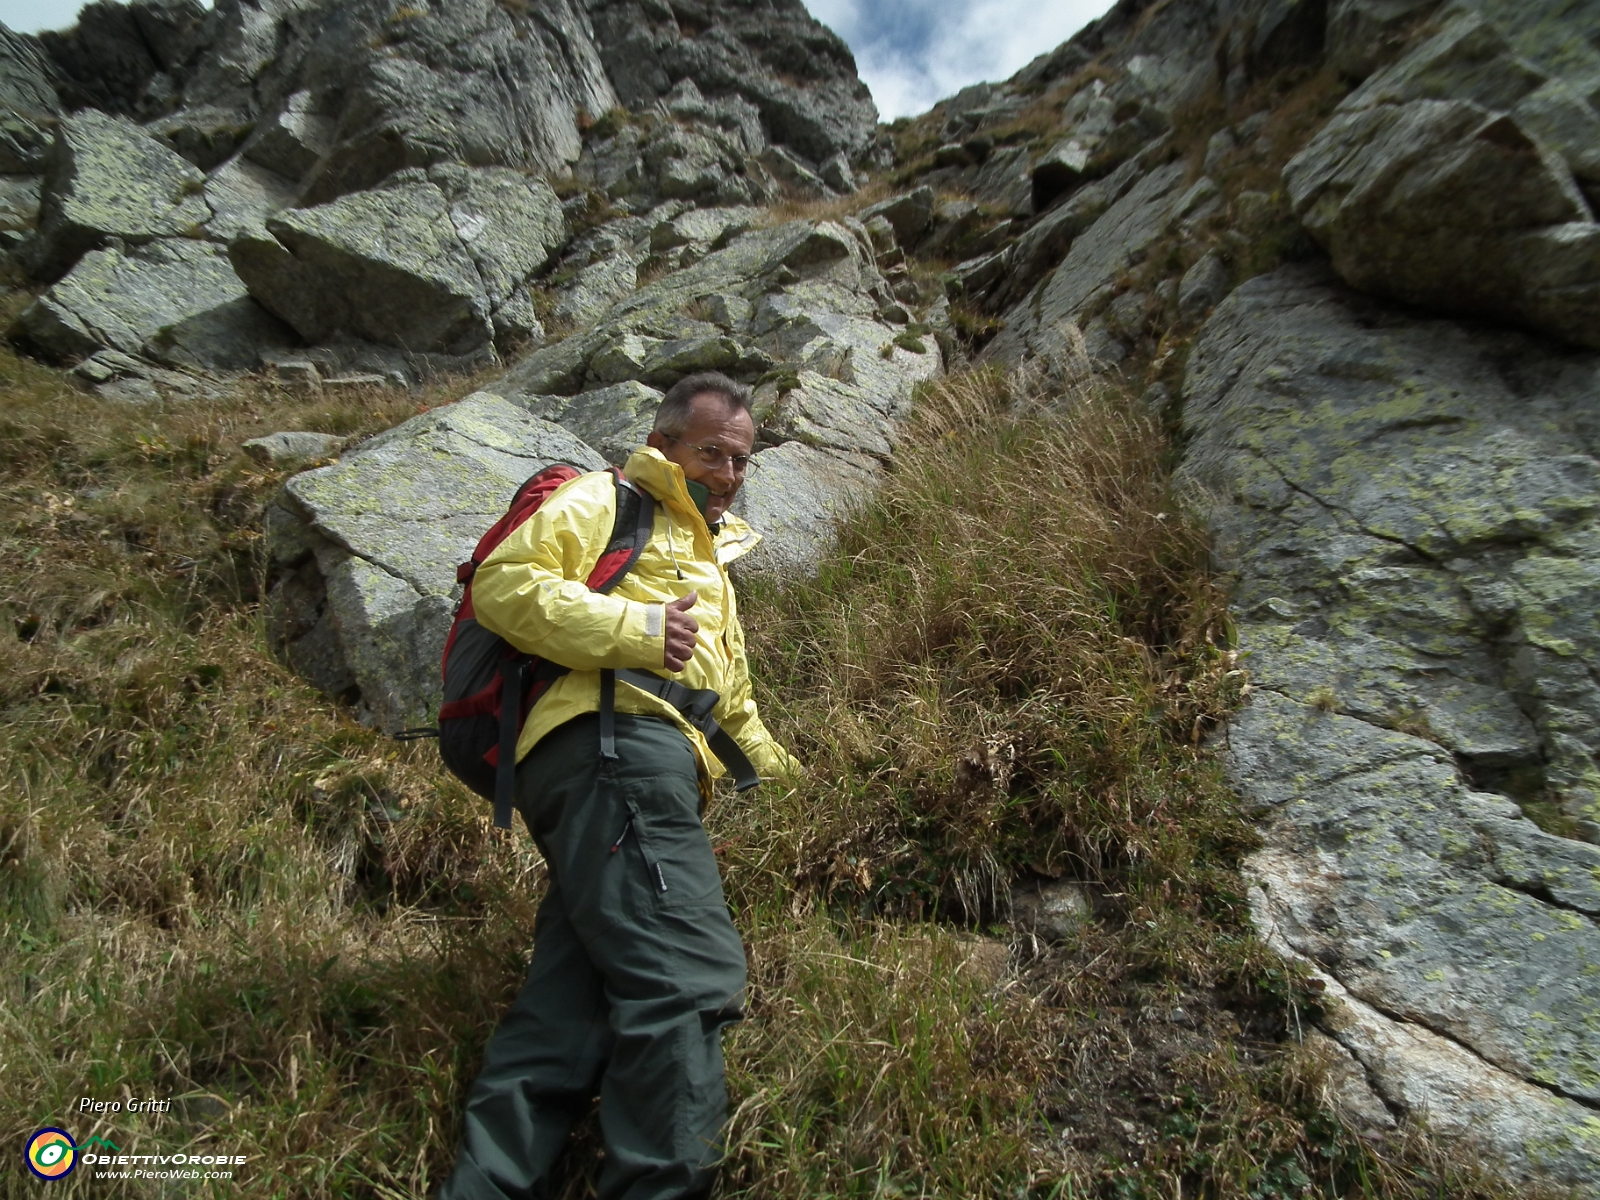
[26,1128,77,1180]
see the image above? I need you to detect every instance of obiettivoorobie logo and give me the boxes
[26,1128,77,1180]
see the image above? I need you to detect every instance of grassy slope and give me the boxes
[0,313,1551,1198]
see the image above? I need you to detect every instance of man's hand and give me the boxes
[663,591,700,672]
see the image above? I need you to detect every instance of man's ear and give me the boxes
[645,429,666,451]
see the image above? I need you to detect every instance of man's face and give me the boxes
[646,392,756,524]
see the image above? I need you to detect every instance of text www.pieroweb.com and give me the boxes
[85,1152,246,1180]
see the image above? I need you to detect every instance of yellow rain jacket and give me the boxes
[471,446,799,796]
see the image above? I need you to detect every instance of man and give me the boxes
[440,371,798,1200]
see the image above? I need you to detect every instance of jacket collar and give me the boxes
[623,447,762,565]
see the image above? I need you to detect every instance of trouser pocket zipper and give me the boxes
[609,816,633,854]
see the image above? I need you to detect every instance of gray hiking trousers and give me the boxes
[440,714,747,1200]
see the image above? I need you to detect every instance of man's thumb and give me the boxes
[668,590,698,611]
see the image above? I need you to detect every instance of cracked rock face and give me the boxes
[175,0,617,204]
[266,394,605,731]
[1180,264,1600,1189]
[586,0,877,166]
[985,159,1220,369]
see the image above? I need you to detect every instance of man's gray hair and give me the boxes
[653,371,753,437]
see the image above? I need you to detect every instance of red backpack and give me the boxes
[435,465,656,828]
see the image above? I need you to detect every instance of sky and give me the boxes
[802,0,1116,119]
[2,0,1115,122]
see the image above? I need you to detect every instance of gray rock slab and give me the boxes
[241,90,334,182]
[1177,250,1231,321]
[432,164,566,326]
[12,237,294,369]
[515,380,661,467]
[729,440,879,575]
[988,154,1149,312]
[1179,262,1600,1188]
[68,347,212,400]
[967,145,1033,218]
[587,0,876,165]
[1326,0,1440,80]
[206,0,617,205]
[1287,8,1600,349]
[555,250,641,329]
[860,187,935,246]
[27,110,211,283]
[1286,955,1599,1189]
[650,204,761,252]
[1512,78,1600,187]
[761,145,833,198]
[0,111,50,174]
[500,218,900,402]
[146,104,254,174]
[267,393,605,731]
[232,166,564,356]
[0,25,60,118]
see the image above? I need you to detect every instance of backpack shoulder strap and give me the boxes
[587,467,656,595]
[593,467,657,760]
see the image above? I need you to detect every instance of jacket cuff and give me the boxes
[621,600,666,668]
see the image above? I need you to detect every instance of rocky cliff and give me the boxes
[4,0,1600,1191]
[913,0,1600,1188]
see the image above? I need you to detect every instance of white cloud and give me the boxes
[806,0,1114,120]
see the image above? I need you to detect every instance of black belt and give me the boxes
[599,667,762,793]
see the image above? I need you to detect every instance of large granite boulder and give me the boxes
[1179,263,1600,1191]
[730,440,879,575]
[201,154,298,243]
[266,393,605,732]
[230,165,564,354]
[519,379,662,466]
[1284,11,1600,349]
[11,238,294,370]
[24,110,212,283]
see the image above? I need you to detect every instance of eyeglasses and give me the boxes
[661,434,755,474]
